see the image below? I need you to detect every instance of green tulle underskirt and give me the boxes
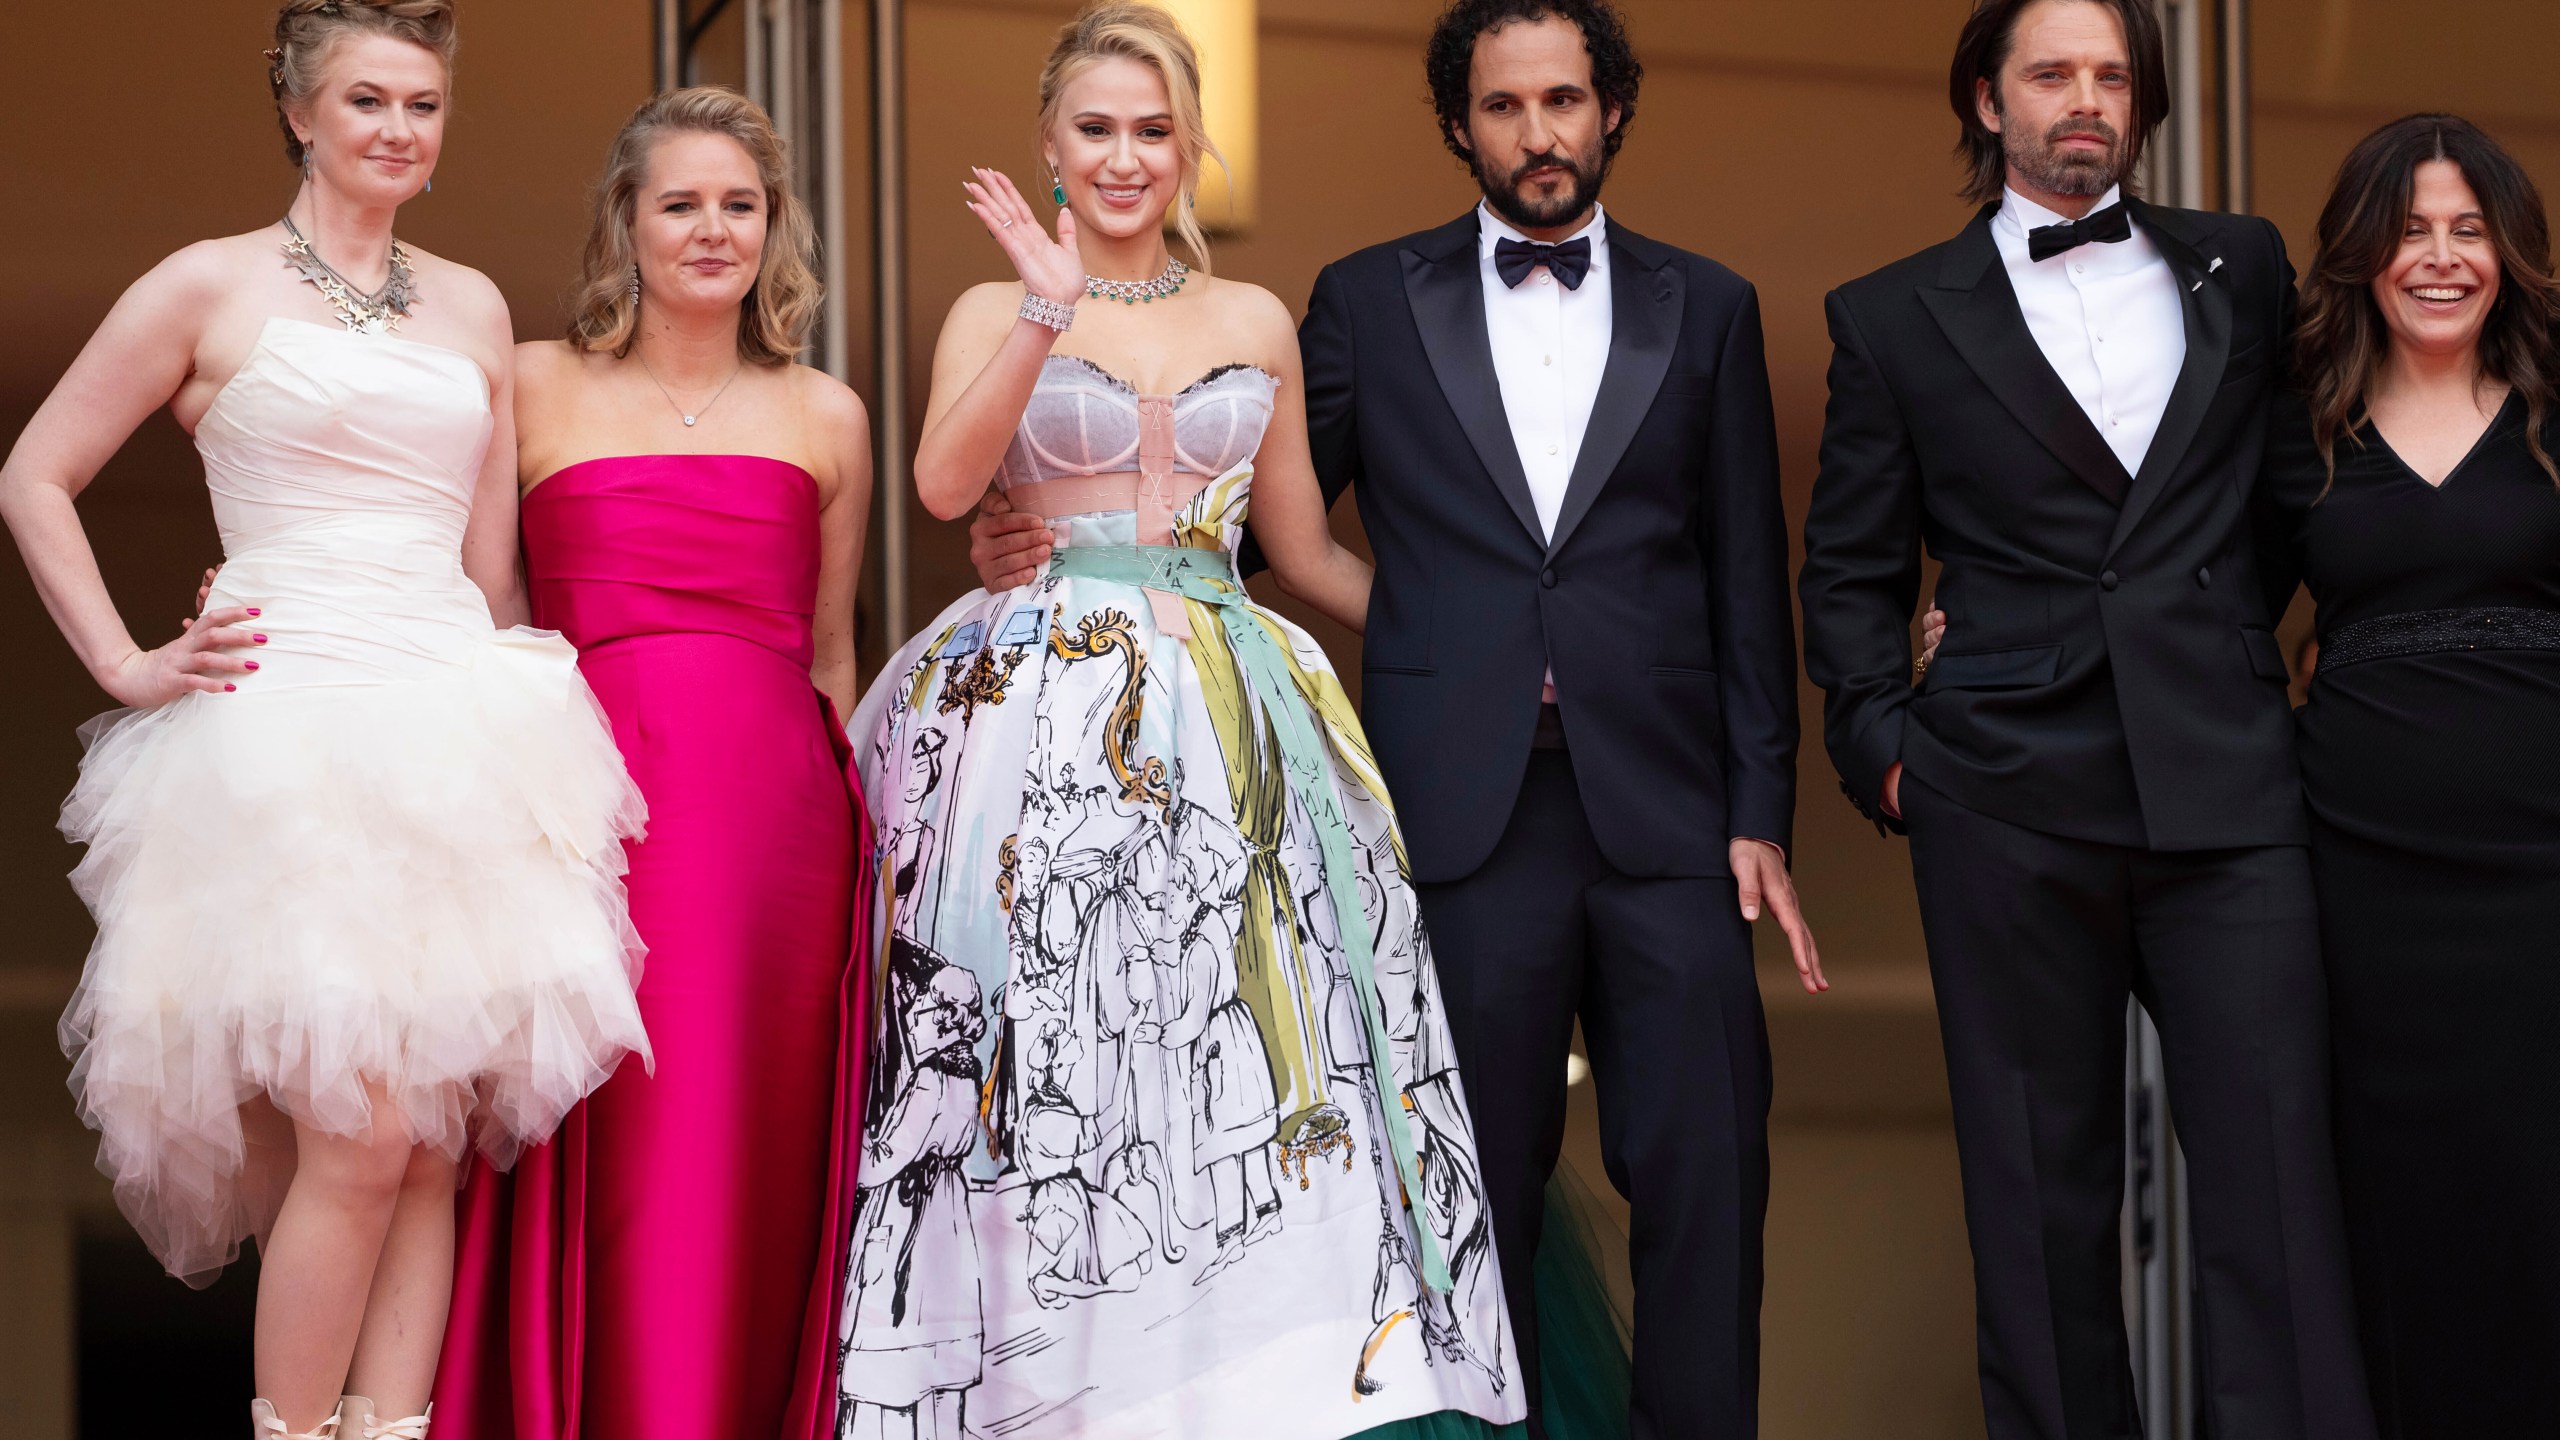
[1346,1173,1633,1440]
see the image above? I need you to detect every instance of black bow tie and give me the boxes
[1494,236,1593,290]
[2026,201,2134,263]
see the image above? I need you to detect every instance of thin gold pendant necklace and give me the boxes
[637,350,743,428]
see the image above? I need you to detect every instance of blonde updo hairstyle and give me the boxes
[266,0,460,167]
[565,87,823,367]
[1038,2,1223,273]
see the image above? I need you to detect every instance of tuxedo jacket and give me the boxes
[1799,200,2307,851]
[1285,210,1798,884]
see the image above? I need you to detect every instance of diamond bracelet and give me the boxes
[1019,294,1077,333]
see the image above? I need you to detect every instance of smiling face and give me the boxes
[1455,16,1620,237]
[1978,0,2135,206]
[631,130,768,321]
[1044,56,1185,243]
[287,33,448,208]
[2375,158,2502,362]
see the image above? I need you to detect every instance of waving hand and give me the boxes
[963,167,1083,307]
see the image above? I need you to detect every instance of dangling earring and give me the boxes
[425,175,434,194]
[301,138,314,175]
[1052,173,1066,206]
[628,264,641,306]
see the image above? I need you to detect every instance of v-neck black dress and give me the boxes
[2263,390,2560,1438]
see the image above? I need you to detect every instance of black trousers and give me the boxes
[1417,747,1770,1440]
[1901,773,2375,1440]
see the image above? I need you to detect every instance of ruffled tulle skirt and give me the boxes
[56,627,651,1286]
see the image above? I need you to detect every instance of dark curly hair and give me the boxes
[2295,114,2560,491]
[1425,0,1641,167]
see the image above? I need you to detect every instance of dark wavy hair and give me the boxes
[1426,0,1642,167]
[2295,114,2560,490]
[1946,0,2167,205]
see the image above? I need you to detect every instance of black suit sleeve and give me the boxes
[2251,217,2307,623]
[1702,281,1800,855]
[1240,262,1362,581]
[1798,288,1924,827]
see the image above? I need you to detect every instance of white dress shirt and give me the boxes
[1991,185,2187,477]
[1479,202,1613,540]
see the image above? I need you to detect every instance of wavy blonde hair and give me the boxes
[566,87,821,366]
[1038,3,1222,272]
[267,0,460,167]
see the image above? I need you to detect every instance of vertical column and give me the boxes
[656,0,683,93]
[870,0,910,647]
[818,0,851,383]
[2219,0,2252,214]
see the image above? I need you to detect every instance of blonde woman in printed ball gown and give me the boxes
[837,6,1522,1437]
[0,3,648,1436]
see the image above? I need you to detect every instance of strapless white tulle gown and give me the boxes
[58,317,651,1286]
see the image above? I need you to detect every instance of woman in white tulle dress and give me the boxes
[0,5,647,1437]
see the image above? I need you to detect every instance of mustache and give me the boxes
[1505,148,1588,188]
[2044,117,2121,150]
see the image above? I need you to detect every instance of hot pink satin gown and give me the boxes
[432,454,873,1440]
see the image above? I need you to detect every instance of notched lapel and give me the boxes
[1544,240,1680,559]
[1919,220,2133,507]
[1400,238,1546,548]
[2106,210,2233,555]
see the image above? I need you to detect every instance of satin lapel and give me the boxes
[1544,236,1681,560]
[2106,209,2232,555]
[1400,235,1546,548]
[1918,217,2133,506]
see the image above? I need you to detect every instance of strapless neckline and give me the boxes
[1045,352,1280,400]
[526,452,818,499]
[195,315,488,438]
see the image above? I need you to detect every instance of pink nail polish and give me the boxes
[224,683,237,692]
[253,634,268,644]
[244,661,259,671]
[247,608,261,617]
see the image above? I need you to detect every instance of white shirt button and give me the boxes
[1547,444,1559,455]
[1544,355,1553,366]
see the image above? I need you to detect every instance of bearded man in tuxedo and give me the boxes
[1797,2,2376,1437]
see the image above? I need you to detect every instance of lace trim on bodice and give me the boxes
[995,354,1277,493]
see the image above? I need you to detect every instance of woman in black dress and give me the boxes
[2261,114,2560,1436]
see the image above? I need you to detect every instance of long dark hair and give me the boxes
[1426,0,1642,167]
[2295,113,2560,488]
[1946,0,2167,206]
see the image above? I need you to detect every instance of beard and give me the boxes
[1475,136,1612,232]
[2004,114,2126,199]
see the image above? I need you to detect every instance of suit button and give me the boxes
[2100,570,2120,591]
[1540,567,1558,589]
[2197,566,2213,588]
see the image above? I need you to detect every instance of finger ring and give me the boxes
[1914,653,1932,678]
[1000,218,1015,228]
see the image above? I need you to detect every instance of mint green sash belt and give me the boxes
[1050,543,1452,1294]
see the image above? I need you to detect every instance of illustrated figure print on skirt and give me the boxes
[837,358,1517,1438]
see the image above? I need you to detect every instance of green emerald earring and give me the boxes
[1052,174,1066,205]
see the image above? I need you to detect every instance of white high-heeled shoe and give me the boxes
[249,1400,338,1439]
[337,1396,433,1440]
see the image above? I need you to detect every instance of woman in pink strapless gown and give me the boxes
[430,89,875,1440]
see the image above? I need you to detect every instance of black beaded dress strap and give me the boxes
[2317,605,2560,672]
